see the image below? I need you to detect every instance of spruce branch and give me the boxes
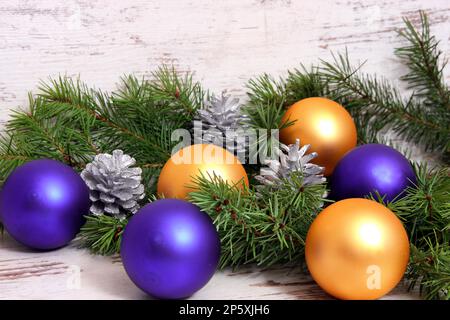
[0,92,98,183]
[396,11,450,111]
[382,164,449,247]
[243,99,292,133]
[242,98,294,162]
[0,66,206,255]
[0,66,205,183]
[77,215,128,256]
[247,65,337,109]
[188,172,328,268]
[321,51,449,152]
[149,65,206,118]
[284,65,335,105]
[407,240,450,300]
[375,164,450,300]
[246,73,286,107]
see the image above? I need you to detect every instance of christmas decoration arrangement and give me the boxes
[0,11,448,300]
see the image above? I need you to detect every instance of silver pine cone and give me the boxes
[81,150,145,219]
[255,139,326,188]
[193,91,250,157]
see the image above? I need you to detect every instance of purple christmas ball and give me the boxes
[330,144,416,202]
[0,159,90,250]
[121,199,220,299]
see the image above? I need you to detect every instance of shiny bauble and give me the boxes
[280,97,357,175]
[330,144,416,202]
[305,198,410,300]
[0,159,90,250]
[157,144,248,199]
[120,199,221,299]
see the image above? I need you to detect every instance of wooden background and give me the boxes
[0,0,448,299]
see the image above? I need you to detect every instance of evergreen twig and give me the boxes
[374,164,450,300]
[396,11,450,112]
[76,215,128,256]
[408,241,450,300]
[320,50,448,150]
[188,172,328,268]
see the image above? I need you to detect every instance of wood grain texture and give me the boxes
[0,0,447,299]
[0,234,419,300]
[0,0,449,114]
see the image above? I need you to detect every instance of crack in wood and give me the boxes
[250,279,316,287]
[0,264,69,281]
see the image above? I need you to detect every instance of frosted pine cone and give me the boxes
[81,150,145,219]
[255,139,326,188]
[193,91,250,157]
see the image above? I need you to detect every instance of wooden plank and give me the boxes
[0,233,419,300]
[0,0,449,117]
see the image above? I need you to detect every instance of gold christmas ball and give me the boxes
[157,144,249,199]
[305,198,410,300]
[280,97,357,175]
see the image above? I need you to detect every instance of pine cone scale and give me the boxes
[81,149,145,218]
[193,91,250,157]
[255,139,326,190]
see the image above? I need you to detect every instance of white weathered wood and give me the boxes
[0,0,449,115]
[0,233,419,300]
[0,0,448,299]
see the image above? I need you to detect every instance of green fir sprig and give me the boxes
[374,164,450,299]
[76,215,128,256]
[0,66,204,182]
[188,172,328,268]
[395,11,450,112]
[408,241,450,300]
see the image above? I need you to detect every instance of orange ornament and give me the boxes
[157,144,249,199]
[305,198,410,300]
[280,97,357,175]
